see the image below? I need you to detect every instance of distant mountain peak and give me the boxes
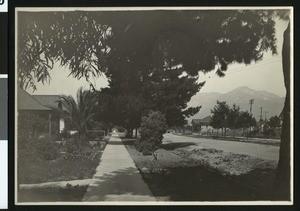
[236,85,253,90]
[228,86,256,93]
[225,86,280,99]
[188,86,285,122]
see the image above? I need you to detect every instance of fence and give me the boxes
[204,130,237,138]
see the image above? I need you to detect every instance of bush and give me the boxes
[58,129,72,140]
[38,139,60,160]
[248,129,259,137]
[85,131,105,140]
[62,139,91,160]
[113,125,125,132]
[263,129,276,138]
[135,111,167,155]
[18,136,60,163]
[18,112,49,139]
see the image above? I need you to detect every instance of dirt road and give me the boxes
[163,133,279,161]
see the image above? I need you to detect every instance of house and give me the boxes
[32,95,66,133]
[191,116,213,132]
[17,87,65,136]
[258,121,271,132]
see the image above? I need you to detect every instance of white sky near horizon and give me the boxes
[27,18,289,98]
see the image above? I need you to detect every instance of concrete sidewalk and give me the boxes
[82,132,156,201]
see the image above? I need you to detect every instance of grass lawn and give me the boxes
[18,185,88,202]
[122,138,284,201]
[17,137,109,202]
[18,142,106,184]
[18,154,102,184]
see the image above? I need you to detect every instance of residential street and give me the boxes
[163,133,280,161]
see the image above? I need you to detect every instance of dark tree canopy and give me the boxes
[227,104,241,130]
[268,115,281,128]
[210,101,230,129]
[237,111,257,128]
[18,10,280,91]
[17,9,283,129]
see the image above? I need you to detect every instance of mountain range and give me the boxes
[187,86,285,122]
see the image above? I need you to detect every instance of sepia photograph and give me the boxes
[15,7,293,205]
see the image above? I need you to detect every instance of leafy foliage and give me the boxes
[136,111,167,155]
[211,102,256,134]
[58,87,97,135]
[210,101,230,129]
[18,10,282,131]
[18,137,60,161]
[18,143,103,184]
[18,112,49,139]
[237,111,257,128]
[227,104,241,130]
[18,12,111,91]
[17,10,281,91]
[268,115,281,128]
[18,132,105,183]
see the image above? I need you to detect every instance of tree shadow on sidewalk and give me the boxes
[83,166,155,201]
[107,140,128,145]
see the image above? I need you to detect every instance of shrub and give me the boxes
[18,112,49,139]
[85,131,105,141]
[58,129,72,140]
[135,111,167,155]
[62,140,91,160]
[38,139,60,160]
[263,129,276,138]
[18,137,60,163]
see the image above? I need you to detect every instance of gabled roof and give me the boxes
[192,116,212,125]
[33,95,68,112]
[17,87,51,111]
[33,95,61,110]
[259,121,270,127]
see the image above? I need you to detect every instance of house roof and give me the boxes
[259,121,270,127]
[192,116,212,125]
[33,95,61,110]
[17,87,52,111]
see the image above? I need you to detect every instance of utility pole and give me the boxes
[259,107,263,122]
[264,111,269,121]
[249,99,254,115]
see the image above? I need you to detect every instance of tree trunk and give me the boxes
[135,128,138,138]
[275,23,290,200]
[152,151,158,162]
[126,128,133,138]
[233,127,236,138]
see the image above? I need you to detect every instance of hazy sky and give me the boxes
[28,17,289,98]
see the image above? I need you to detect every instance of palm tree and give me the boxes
[58,87,97,135]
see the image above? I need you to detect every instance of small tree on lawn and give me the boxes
[136,111,167,159]
[227,104,241,137]
[237,111,257,137]
[210,101,230,137]
[268,115,281,129]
